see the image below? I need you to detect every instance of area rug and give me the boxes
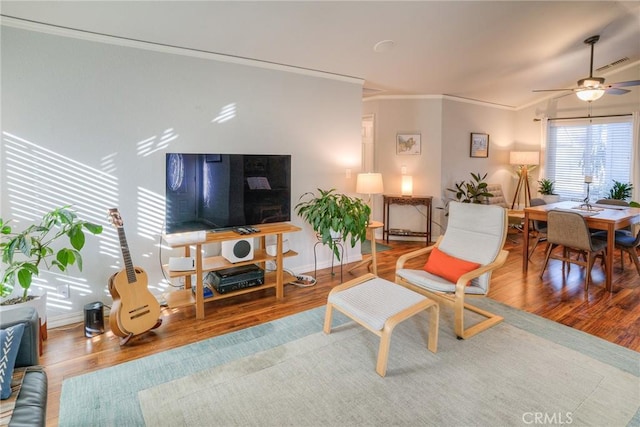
[360,239,391,255]
[58,299,640,427]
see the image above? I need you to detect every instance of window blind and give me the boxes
[546,116,633,201]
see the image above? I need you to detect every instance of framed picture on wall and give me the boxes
[470,133,489,158]
[396,133,421,155]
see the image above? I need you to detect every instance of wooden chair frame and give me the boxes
[324,273,439,377]
[395,237,509,340]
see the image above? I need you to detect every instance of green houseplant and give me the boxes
[295,188,370,260]
[607,180,633,201]
[447,172,493,204]
[537,178,557,196]
[0,206,103,303]
[537,178,560,203]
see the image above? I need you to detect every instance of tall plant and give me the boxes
[447,172,493,204]
[295,188,370,260]
[0,206,103,302]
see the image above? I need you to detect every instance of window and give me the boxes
[545,116,633,201]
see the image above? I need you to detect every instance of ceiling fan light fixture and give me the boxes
[576,88,605,102]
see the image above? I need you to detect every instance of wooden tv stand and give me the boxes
[162,223,301,320]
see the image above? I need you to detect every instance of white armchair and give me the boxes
[395,202,509,339]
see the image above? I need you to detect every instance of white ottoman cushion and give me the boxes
[328,277,427,331]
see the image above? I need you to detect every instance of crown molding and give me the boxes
[363,93,515,111]
[1,15,364,87]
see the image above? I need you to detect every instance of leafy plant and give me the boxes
[447,172,493,204]
[295,188,370,260]
[537,178,557,196]
[0,206,103,302]
[607,180,633,200]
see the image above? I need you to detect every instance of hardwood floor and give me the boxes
[41,234,639,426]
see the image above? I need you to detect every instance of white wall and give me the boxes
[1,25,364,324]
[362,97,443,236]
[441,98,516,202]
[363,96,516,237]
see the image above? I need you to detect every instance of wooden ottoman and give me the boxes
[323,273,439,377]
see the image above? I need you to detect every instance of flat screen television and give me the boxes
[165,153,291,234]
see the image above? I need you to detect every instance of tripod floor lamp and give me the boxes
[509,151,539,209]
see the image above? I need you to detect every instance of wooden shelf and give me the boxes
[163,222,301,248]
[164,270,297,309]
[162,249,299,278]
[162,222,301,320]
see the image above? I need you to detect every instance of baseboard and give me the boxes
[47,307,112,329]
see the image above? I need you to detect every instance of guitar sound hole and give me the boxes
[131,310,151,320]
[129,305,149,315]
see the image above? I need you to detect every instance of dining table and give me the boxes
[522,200,640,292]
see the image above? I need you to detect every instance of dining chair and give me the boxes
[592,229,640,276]
[528,198,547,260]
[540,210,607,290]
[595,198,630,207]
[395,202,508,339]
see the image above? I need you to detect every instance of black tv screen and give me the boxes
[165,153,291,234]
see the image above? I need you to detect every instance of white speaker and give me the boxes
[266,239,290,256]
[221,238,254,263]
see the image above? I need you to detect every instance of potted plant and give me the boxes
[0,206,103,304]
[538,178,559,203]
[295,188,370,260]
[447,172,493,204]
[607,180,633,201]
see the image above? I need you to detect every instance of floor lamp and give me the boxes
[351,173,384,274]
[356,173,384,222]
[509,151,539,209]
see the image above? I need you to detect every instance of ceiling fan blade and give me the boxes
[552,91,576,100]
[605,87,630,95]
[607,80,640,88]
[532,88,573,93]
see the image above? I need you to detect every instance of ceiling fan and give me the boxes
[533,35,640,102]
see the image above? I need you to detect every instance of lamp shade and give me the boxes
[401,175,413,196]
[509,151,539,166]
[356,173,384,194]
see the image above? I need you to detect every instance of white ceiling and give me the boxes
[2,1,639,108]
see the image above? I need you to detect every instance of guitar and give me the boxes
[108,208,162,344]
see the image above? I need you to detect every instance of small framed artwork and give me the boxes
[470,133,489,158]
[396,133,421,155]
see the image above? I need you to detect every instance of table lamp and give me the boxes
[401,175,413,196]
[509,151,539,209]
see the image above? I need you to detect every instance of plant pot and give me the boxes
[0,288,47,336]
[541,195,560,204]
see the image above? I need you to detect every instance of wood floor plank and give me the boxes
[40,236,639,426]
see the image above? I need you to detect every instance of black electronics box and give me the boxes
[207,264,265,294]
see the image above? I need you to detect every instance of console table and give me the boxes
[383,195,432,244]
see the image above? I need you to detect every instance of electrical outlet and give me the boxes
[57,284,70,299]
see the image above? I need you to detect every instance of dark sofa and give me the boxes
[1,307,47,427]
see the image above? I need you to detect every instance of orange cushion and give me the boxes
[423,247,480,285]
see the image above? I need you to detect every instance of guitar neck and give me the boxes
[117,227,137,283]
